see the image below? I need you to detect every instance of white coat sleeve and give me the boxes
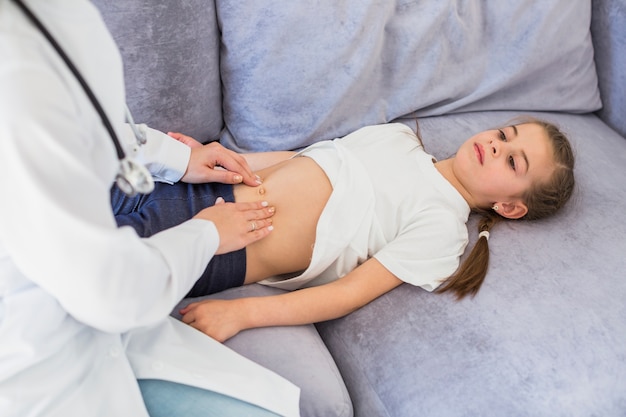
[0,56,218,333]
[120,123,191,184]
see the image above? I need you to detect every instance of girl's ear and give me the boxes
[496,201,528,219]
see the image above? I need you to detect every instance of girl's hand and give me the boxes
[192,198,275,254]
[180,298,247,342]
[168,132,261,187]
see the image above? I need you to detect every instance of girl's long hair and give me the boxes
[434,117,576,299]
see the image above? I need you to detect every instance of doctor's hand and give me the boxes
[168,132,261,186]
[180,298,247,342]
[193,197,275,255]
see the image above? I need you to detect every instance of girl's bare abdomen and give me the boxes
[233,156,332,283]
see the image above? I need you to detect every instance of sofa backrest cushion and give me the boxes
[94,0,223,143]
[591,0,626,138]
[217,0,601,151]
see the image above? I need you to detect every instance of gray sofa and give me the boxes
[93,1,626,416]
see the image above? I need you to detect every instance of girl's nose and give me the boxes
[490,142,499,157]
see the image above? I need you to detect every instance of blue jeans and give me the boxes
[139,379,280,417]
[111,182,246,295]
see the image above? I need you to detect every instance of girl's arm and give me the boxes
[180,257,403,342]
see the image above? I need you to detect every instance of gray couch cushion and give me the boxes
[93,0,223,142]
[316,111,626,417]
[216,0,600,152]
[173,285,353,417]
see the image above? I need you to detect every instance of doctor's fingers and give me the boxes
[193,200,275,220]
[214,155,259,187]
[196,166,260,187]
[215,219,274,255]
[238,200,277,220]
[193,203,275,254]
[188,142,257,186]
[167,131,203,148]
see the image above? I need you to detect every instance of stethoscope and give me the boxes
[12,0,154,196]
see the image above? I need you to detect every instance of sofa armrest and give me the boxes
[591,0,626,137]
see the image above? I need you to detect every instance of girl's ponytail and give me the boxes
[435,118,574,300]
[435,213,500,299]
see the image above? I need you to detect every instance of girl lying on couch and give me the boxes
[112,118,574,342]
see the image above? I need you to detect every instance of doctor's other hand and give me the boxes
[168,132,261,187]
[180,298,246,342]
[193,197,275,255]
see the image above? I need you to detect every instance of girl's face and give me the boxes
[452,123,555,218]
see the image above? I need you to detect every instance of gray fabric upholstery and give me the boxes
[591,0,626,137]
[173,285,353,417]
[93,0,223,142]
[318,111,626,417]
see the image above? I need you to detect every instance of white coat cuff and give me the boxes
[126,124,191,184]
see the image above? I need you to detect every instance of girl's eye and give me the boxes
[498,129,507,142]
[508,155,516,170]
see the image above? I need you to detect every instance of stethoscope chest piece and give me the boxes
[116,157,154,197]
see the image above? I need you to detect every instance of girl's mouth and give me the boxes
[474,143,484,165]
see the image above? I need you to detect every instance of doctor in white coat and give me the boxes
[0,0,300,416]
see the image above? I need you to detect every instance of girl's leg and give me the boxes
[111,181,232,237]
[185,245,246,296]
[110,182,246,295]
[138,379,280,417]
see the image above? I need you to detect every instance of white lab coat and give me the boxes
[0,1,300,416]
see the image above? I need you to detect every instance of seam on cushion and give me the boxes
[317,323,393,417]
[310,324,354,417]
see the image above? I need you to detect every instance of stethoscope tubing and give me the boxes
[11,0,127,161]
[11,0,154,196]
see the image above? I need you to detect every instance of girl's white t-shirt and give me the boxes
[261,123,471,291]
